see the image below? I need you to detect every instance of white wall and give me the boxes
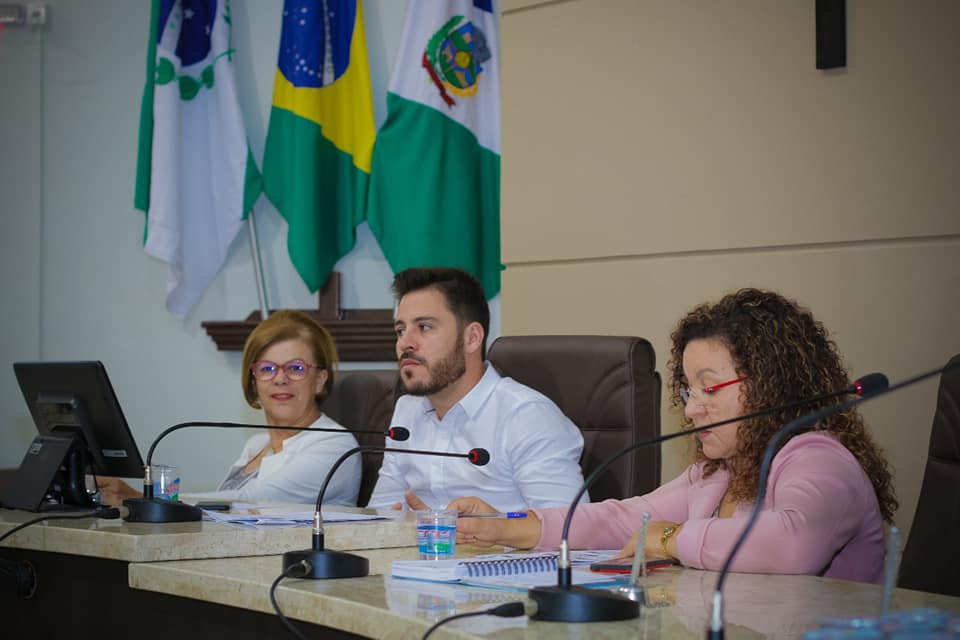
[0,14,44,461]
[0,0,409,491]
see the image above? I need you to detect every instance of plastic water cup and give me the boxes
[151,464,180,501]
[415,593,457,620]
[416,509,457,560]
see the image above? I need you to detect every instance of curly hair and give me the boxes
[666,288,897,522]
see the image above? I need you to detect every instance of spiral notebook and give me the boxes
[391,550,625,591]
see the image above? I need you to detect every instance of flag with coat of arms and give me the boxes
[135,0,262,317]
[366,0,501,298]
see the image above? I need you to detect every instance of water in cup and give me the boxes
[416,509,457,560]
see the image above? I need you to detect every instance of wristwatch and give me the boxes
[660,524,678,558]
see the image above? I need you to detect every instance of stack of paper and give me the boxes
[201,504,386,528]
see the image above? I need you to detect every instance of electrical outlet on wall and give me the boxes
[25,2,46,26]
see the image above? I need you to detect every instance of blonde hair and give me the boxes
[240,310,338,409]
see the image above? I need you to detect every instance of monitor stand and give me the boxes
[2,430,95,512]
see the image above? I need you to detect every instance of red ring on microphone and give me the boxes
[468,448,490,466]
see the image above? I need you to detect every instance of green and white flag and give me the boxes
[135,0,262,317]
[367,0,501,297]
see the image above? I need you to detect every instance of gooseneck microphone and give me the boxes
[281,444,490,580]
[123,422,410,523]
[527,373,888,623]
[707,363,959,639]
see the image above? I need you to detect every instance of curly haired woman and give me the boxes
[454,289,897,583]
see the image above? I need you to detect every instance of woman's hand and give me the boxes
[612,520,681,562]
[95,476,141,506]
[449,496,499,547]
[448,496,542,550]
[612,530,641,560]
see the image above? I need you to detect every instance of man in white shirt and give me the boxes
[367,267,587,512]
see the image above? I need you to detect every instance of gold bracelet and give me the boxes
[660,524,678,558]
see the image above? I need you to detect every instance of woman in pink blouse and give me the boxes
[454,289,897,583]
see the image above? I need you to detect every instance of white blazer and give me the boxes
[198,414,361,506]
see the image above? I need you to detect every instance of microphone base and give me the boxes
[283,548,369,579]
[528,585,640,622]
[122,498,203,523]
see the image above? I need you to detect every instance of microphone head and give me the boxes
[851,373,889,397]
[468,448,490,466]
[387,426,410,441]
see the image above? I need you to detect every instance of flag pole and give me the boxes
[246,212,270,320]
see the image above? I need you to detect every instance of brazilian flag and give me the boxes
[261,0,376,292]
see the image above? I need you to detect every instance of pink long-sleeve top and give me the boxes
[533,432,885,583]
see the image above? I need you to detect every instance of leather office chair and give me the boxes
[322,369,400,507]
[898,353,960,596]
[487,335,661,502]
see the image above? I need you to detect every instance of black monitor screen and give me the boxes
[14,361,144,478]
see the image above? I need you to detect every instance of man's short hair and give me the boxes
[392,267,490,359]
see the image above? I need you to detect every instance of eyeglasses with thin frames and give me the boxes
[679,377,747,406]
[250,359,320,382]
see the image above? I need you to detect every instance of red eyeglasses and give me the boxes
[679,377,748,405]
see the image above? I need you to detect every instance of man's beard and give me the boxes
[400,335,467,396]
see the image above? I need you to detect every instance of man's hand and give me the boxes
[388,490,432,511]
[404,489,430,510]
[446,495,498,516]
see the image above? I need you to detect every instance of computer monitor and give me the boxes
[3,361,145,511]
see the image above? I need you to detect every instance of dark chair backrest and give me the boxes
[322,369,400,507]
[898,353,960,596]
[487,335,661,502]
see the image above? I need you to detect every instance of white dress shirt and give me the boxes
[367,364,588,511]
[192,414,360,506]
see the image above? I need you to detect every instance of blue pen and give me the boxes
[457,511,528,519]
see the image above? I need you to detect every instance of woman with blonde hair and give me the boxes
[98,310,360,506]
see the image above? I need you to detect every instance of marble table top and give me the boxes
[0,506,416,562]
[129,549,960,639]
